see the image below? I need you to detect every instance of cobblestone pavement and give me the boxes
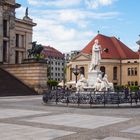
[0,95,140,140]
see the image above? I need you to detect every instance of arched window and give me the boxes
[80,67,85,75]
[135,68,137,76]
[128,68,131,76]
[131,81,134,86]
[135,81,138,86]
[100,66,105,77]
[113,67,117,80]
[131,68,134,76]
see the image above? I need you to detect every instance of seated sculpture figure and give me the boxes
[94,74,105,91]
[76,74,88,92]
[103,74,114,91]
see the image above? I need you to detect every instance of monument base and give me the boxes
[87,70,102,86]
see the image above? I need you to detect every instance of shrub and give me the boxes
[129,86,139,92]
[47,80,58,88]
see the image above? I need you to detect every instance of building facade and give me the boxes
[66,34,140,86]
[0,0,36,64]
[43,46,65,82]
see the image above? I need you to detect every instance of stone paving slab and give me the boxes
[0,96,41,102]
[0,109,49,119]
[103,137,134,140]
[0,123,75,140]
[24,113,130,129]
[121,126,140,134]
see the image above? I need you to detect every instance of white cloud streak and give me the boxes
[28,0,82,7]
[85,0,116,9]
[16,0,118,52]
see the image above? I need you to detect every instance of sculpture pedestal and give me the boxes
[87,70,102,86]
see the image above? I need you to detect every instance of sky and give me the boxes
[16,0,140,53]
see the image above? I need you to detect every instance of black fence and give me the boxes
[42,89,140,107]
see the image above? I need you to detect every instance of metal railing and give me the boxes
[43,89,140,107]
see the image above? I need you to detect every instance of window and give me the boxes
[131,68,134,76]
[58,73,60,76]
[3,20,7,37]
[79,67,85,75]
[128,68,131,76]
[135,68,137,75]
[135,81,138,86]
[55,62,57,65]
[113,67,117,80]
[21,35,24,48]
[55,67,57,71]
[131,82,134,86]
[15,51,19,64]
[3,41,7,62]
[55,73,57,76]
[134,61,137,63]
[16,34,19,47]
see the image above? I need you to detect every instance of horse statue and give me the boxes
[27,42,43,58]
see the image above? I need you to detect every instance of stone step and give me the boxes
[0,68,37,96]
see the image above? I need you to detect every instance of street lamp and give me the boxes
[72,65,80,83]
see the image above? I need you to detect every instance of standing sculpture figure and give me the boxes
[25,7,29,17]
[89,39,101,72]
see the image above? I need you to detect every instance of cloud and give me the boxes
[31,16,96,52]
[16,0,119,53]
[27,0,81,7]
[85,0,116,9]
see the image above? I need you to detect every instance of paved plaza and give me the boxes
[0,95,140,140]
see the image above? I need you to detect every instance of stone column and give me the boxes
[9,15,16,64]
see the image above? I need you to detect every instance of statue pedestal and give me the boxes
[87,70,102,86]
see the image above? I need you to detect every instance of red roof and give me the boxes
[81,34,139,59]
[42,46,64,59]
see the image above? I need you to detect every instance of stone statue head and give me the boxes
[94,39,99,45]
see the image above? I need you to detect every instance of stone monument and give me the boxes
[88,39,102,87]
[76,39,114,92]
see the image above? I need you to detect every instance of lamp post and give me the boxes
[72,65,80,83]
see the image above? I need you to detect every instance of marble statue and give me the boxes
[76,74,88,92]
[103,74,114,91]
[94,74,105,91]
[89,39,101,72]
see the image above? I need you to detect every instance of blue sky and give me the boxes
[16,0,140,52]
